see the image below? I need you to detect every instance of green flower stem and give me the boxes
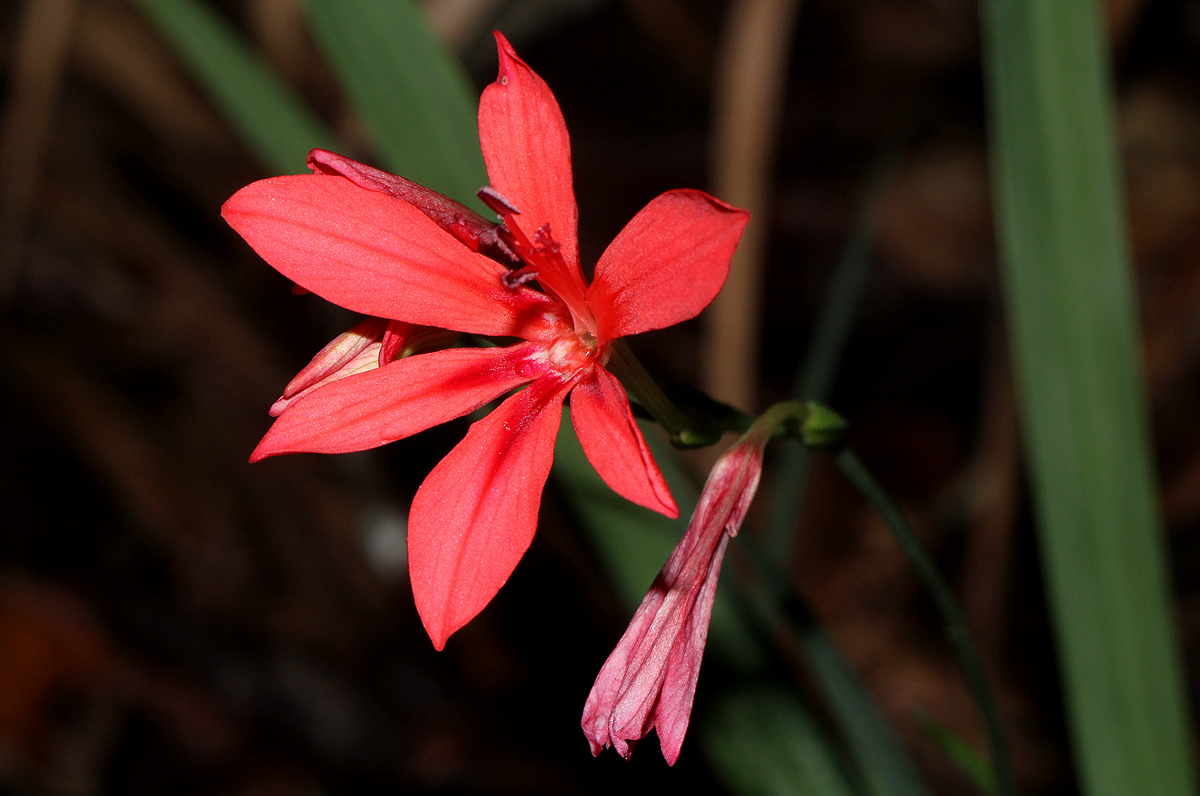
[832,445,1018,796]
[607,340,732,447]
[741,399,808,445]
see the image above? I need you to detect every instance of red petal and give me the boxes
[651,533,730,765]
[581,559,671,759]
[307,149,502,254]
[408,376,572,649]
[223,175,559,340]
[588,189,750,341]
[379,320,416,365]
[270,341,382,416]
[250,344,546,460]
[570,366,677,517]
[478,32,582,284]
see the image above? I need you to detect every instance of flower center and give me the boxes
[546,328,608,379]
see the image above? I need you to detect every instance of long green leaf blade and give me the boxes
[981,3,1197,795]
[301,0,487,203]
[135,0,341,175]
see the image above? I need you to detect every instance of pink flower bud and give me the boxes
[269,319,457,416]
[269,317,389,416]
[582,434,767,764]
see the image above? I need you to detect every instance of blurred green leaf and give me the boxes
[916,713,996,795]
[135,0,341,174]
[703,685,857,796]
[783,596,931,796]
[982,2,1197,795]
[301,0,487,204]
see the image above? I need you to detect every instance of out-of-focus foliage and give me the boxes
[982,2,1197,794]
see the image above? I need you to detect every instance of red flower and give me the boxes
[222,32,749,650]
[581,430,768,765]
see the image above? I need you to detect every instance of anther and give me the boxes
[502,266,540,289]
[477,186,521,217]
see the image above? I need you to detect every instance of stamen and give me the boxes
[477,186,521,217]
[502,266,540,289]
[478,192,598,337]
[496,227,525,261]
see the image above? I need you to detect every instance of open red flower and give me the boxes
[222,32,749,650]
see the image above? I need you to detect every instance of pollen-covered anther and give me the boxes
[477,186,520,217]
[502,266,539,289]
[495,225,535,265]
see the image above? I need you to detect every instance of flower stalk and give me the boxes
[605,340,724,448]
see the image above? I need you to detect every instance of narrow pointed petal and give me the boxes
[270,341,383,417]
[581,519,729,765]
[588,189,750,341]
[251,344,547,460]
[602,554,716,763]
[409,376,572,650]
[274,317,388,408]
[223,175,559,340]
[307,149,503,254]
[478,32,581,282]
[581,583,666,757]
[650,534,730,765]
[570,366,677,517]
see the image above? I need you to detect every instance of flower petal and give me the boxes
[570,366,677,517]
[250,344,546,460]
[223,175,559,340]
[273,317,388,411]
[650,533,730,765]
[588,189,750,341]
[307,149,504,255]
[478,32,581,283]
[378,320,417,365]
[581,579,667,758]
[270,341,383,417]
[581,511,729,765]
[409,375,572,650]
[582,432,767,763]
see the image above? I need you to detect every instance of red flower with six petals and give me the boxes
[222,32,749,650]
